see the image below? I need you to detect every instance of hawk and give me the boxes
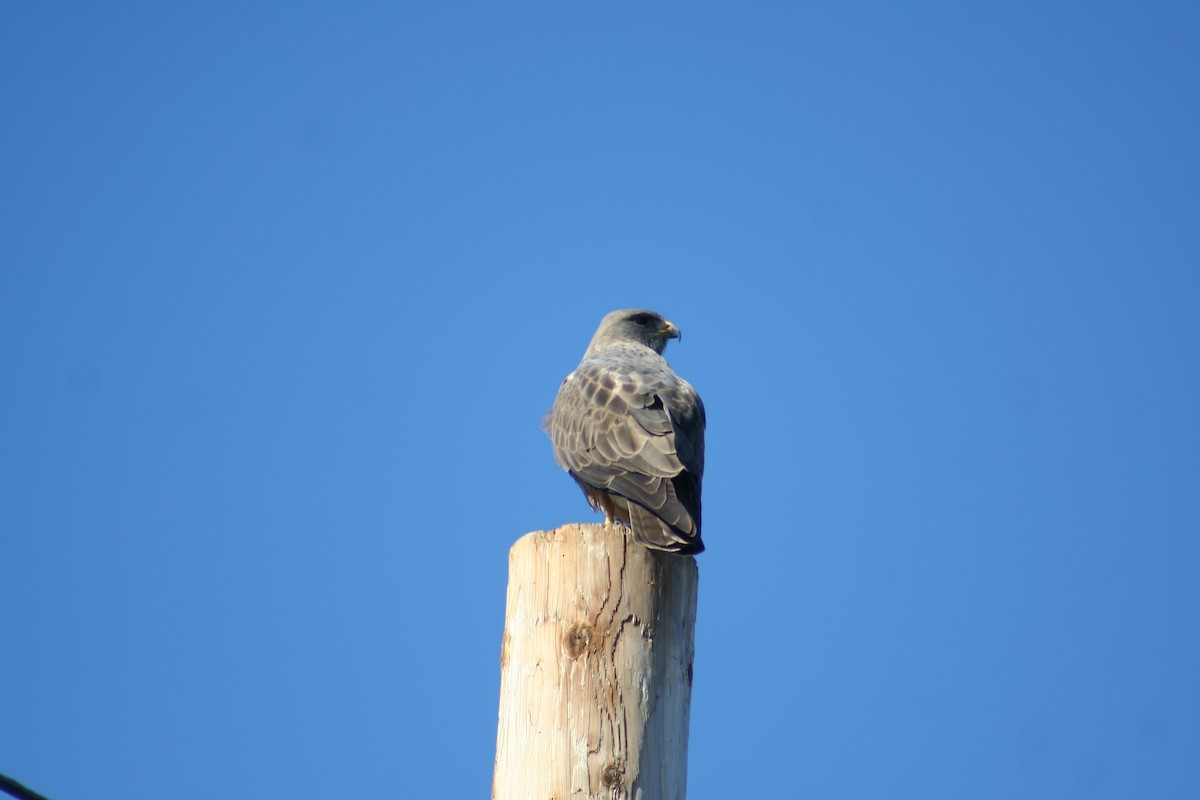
[547,309,706,555]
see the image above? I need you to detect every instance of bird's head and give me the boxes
[588,309,681,355]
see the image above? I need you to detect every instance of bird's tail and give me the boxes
[628,503,705,555]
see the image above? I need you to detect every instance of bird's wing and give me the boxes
[550,357,704,540]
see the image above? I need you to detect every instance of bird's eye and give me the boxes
[628,313,656,326]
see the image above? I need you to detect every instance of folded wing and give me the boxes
[550,361,705,553]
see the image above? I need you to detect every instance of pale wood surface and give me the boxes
[493,523,699,800]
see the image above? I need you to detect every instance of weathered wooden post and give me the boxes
[493,523,699,800]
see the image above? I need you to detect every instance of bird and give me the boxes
[547,309,706,555]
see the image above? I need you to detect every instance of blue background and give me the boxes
[3,3,1198,798]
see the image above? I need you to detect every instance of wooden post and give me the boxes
[493,523,699,800]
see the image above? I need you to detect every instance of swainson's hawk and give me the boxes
[547,309,706,555]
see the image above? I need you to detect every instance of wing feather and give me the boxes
[549,353,704,550]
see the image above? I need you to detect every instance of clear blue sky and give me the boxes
[3,3,1198,798]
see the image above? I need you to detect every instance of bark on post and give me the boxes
[493,523,699,800]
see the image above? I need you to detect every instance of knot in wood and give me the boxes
[563,623,593,659]
[601,760,624,789]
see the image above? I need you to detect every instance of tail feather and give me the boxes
[628,503,705,555]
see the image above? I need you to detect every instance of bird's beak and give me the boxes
[660,320,682,341]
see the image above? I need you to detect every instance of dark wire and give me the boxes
[0,773,52,800]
